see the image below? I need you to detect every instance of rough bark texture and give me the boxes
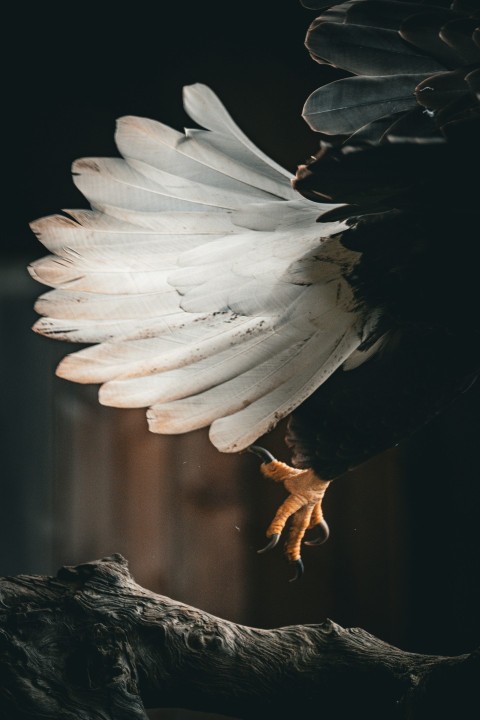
[0,555,478,719]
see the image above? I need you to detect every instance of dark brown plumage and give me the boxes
[286,0,480,481]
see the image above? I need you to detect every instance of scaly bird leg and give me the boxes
[248,446,330,580]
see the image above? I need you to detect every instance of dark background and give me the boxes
[2,1,480,717]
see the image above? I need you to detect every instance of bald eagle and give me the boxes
[29,0,480,579]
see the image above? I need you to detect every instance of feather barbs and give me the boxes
[31,83,370,451]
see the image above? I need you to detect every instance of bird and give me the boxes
[29,0,480,580]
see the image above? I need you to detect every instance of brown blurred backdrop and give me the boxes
[2,2,480,718]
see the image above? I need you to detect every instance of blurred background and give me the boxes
[2,1,480,717]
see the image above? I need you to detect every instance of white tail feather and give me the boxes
[31,84,371,451]
[182,84,293,179]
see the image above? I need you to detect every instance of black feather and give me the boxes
[440,18,480,64]
[289,0,480,479]
[400,11,465,67]
[303,73,426,134]
[306,21,445,74]
[345,111,406,145]
[346,1,451,31]
[415,68,472,110]
[383,106,439,142]
[466,67,480,99]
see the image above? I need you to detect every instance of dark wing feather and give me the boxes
[345,111,406,145]
[400,11,467,66]
[383,106,439,141]
[440,18,480,64]
[466,67,480,98]
[287,0,480,479]
[287,329,480,479]
[346,1,448,31]
[303,73,427,134]
[415,68,475,109]
[306,21,445,74]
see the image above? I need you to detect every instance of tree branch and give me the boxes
[0,554,477,719]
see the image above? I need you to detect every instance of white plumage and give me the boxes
[30,83,371,452]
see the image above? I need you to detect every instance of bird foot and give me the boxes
[248,445,330,580]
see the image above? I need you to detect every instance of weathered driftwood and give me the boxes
[0,555,477,719]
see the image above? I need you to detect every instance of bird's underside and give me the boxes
[30,0,480,577]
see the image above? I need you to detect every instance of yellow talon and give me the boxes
[252,453,331,572]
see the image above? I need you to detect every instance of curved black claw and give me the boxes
[289,558,304,582]
[257,533,280,554]
[247,445,276,464]
[304,519,330,546]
